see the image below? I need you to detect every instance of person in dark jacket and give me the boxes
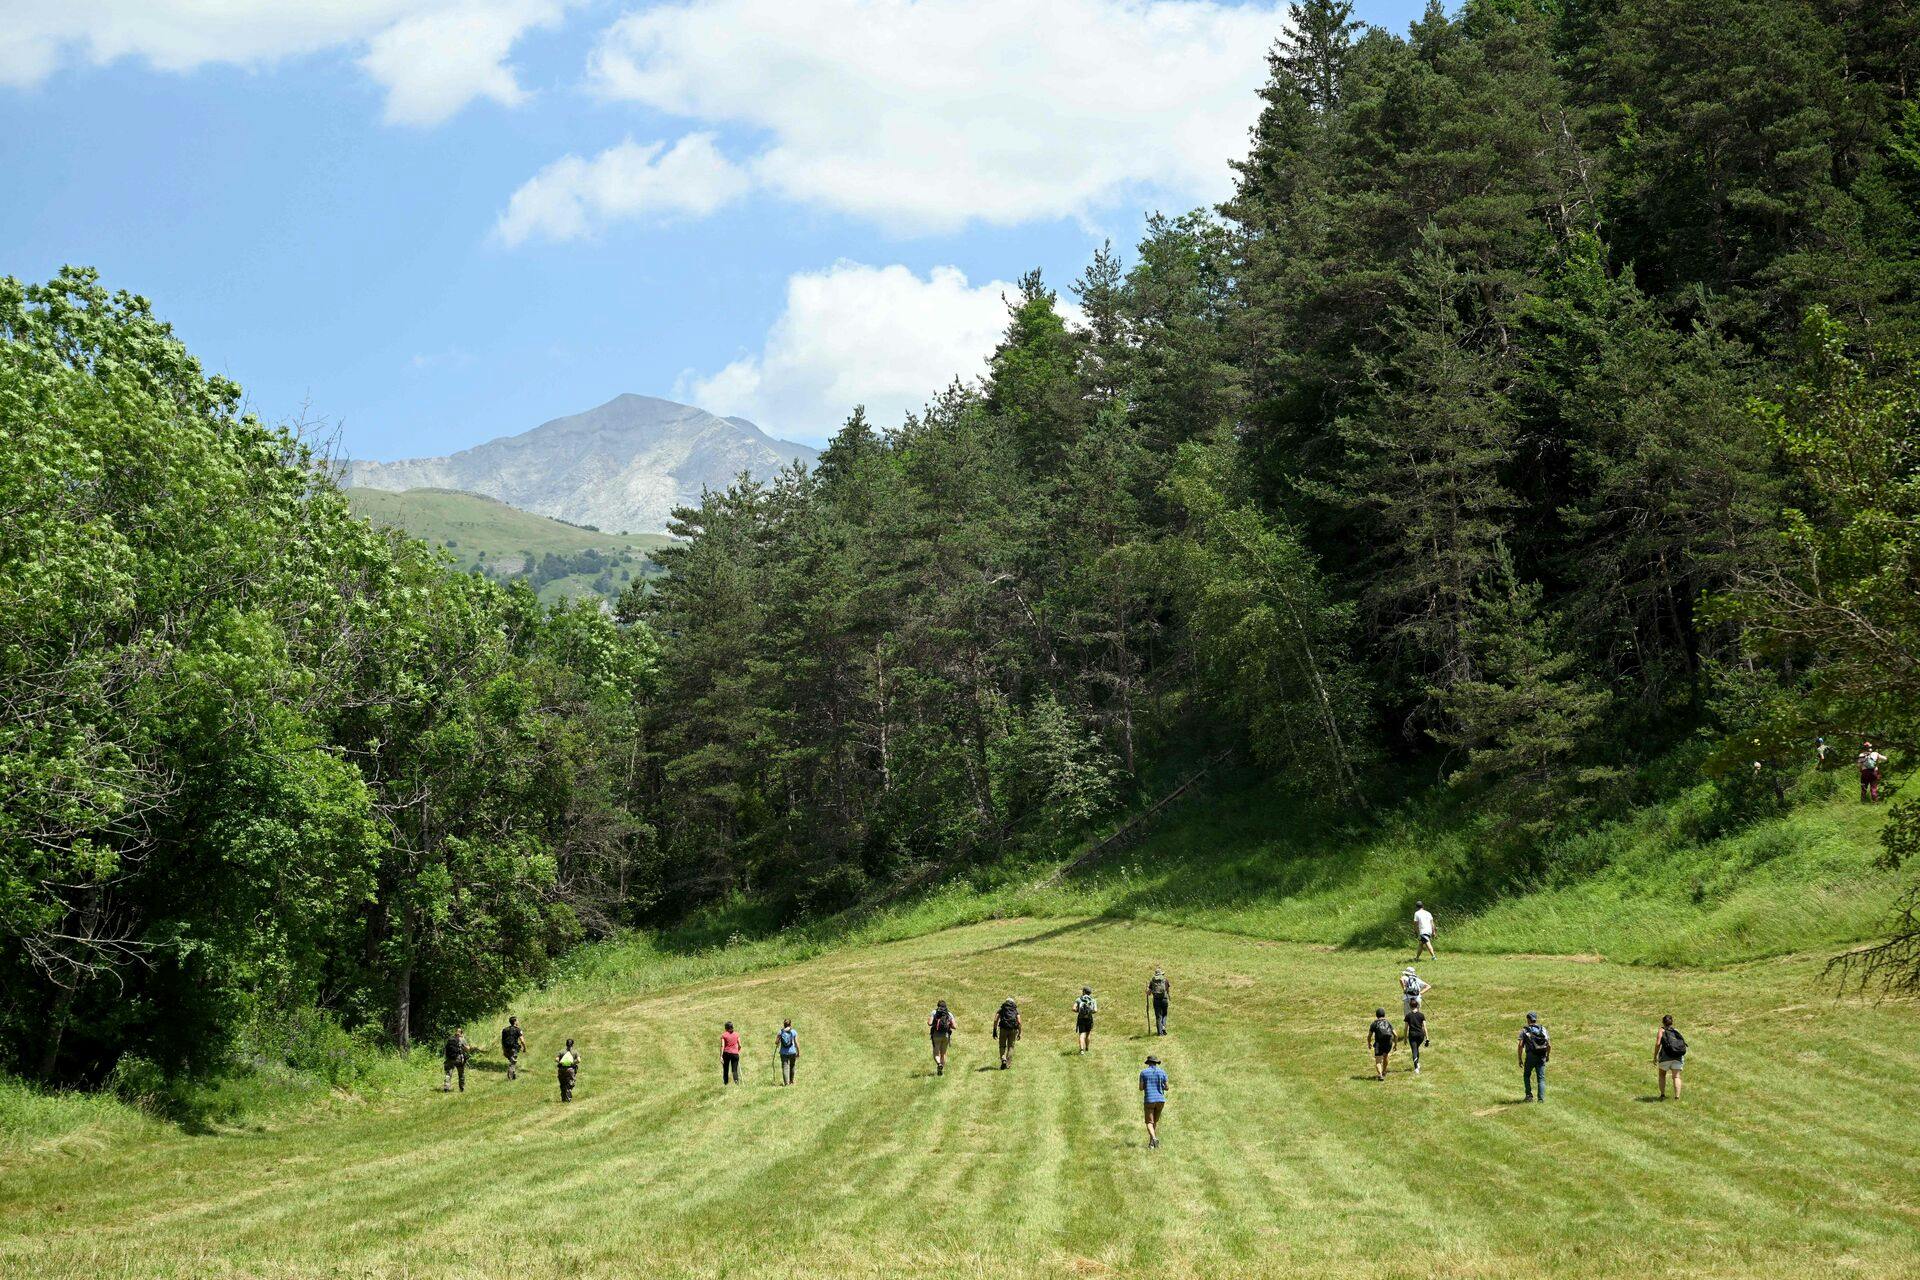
[500,1016,525,1081]
[442,1029,470,1093]
[1404,998,1428,1075]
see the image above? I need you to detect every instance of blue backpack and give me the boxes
[779,1027,797,1054]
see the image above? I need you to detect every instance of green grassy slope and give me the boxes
[4,919,1917,1279]
[346,488,672,594]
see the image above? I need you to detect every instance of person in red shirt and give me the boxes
[721,1022,742,1085]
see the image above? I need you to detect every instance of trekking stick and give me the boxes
[1145,993,1152,1035]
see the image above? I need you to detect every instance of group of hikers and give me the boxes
[1812,737,1891,802]
[437,900,1696,1145]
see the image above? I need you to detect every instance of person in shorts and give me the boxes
[1413,901,1436,960]
[1139,1054,1169,1148]
[721,1022,742,1085]
[1367,1007,1397,1080]
[1074,986,1098,1054]
[1655,1014,1687,1100]
[928,1000,955,1076]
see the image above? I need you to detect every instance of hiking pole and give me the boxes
[1146,992,1152,1036]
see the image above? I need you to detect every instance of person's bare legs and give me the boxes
[1078,1029,1090,1053]
[1670,1068,1682,1099]
[1144,1101,1162,1147]
[1658,1066,1669,1099]
[1375,1052,1389,1081]
[1417,936,1436,960]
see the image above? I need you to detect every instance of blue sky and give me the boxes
[3,1,1427,458]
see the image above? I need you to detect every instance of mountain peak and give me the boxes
[343,396,816,533]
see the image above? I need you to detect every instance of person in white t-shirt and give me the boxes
[1413,901,1436,960]
[1400,967,1431,1016]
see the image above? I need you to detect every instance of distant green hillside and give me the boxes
[346,488,672,604]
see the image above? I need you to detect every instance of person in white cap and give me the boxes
[1400,967,1431,1016]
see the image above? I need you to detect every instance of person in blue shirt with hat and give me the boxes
[1138,1054,1169,1149]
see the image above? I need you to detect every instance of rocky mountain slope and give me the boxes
[342,395,817,533]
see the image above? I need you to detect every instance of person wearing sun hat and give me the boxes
[1138,1054,1169,1148]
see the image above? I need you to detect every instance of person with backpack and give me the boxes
[1146,968,1171,1035]
[721,1022,742,1085]
[776,1018,799,1085]
[1413,902,1436,961]
[1404,997,1428,1075]
[442,1029,470,1093]
[995,998,1022,1069]
[1073,987,1098,1054]
[928,1000,956,1076]
[1400,967,1431,1015]
[500,1016,525,1082]
[1859,741,1887,802]
[1655,1014,1687,1100]
[555,1038,581,1103]
[1517,1012,1551,1102]
[1138,1054,1169,1148]
[1366,1007,1397,1080]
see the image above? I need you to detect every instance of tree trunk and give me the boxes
[38,983,76,1081]
[391,953,412,1051]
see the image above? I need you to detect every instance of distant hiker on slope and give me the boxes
[1413,901,1437,960]
[1404,997,1429,1075]
[442,1028,470,1093]
[996,998,1022,1069]
[1518,1013,1551,1102]
[777,1018,799,1086]
[721,1022,742,1085]
[1139,1054,1169,1148]
[1074,987,1098,1054]
[1401,967,1432,1016]
[556,1039,581,1103]
[1860,742,1887,803]
[928,1000,956,1076]
[1655,1014,1687,1100]
[500,1016,524,1081]
[1147,968,1171,1036]
[1367,1008,1397,1080]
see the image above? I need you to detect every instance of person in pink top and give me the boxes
[721,1022,742,1085]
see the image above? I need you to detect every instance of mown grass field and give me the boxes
[6,916,1917,1279]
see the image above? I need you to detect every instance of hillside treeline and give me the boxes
[634,1,1919,923]
[4,0,1918,1087]
[1,271,657,1081]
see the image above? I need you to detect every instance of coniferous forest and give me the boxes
[5,0,1919,1088]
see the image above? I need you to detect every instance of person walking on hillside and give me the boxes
[777,1018,800,1086]
[928,1000,956,1076]
[1413,902,1437,961]
[1147,968,1171,1036]
[442,1028,470,1093]
[721,1022,742,1085]
[1404,998,1429,1075]
[1859,741,1887,803]
[1518,1012,1551,1102]
[1401,967,1432,1015]
[500,1015,525,1081]
[1139,1054,1169,1148]
[1367,1007,1397,1080]
[1655,1014,1687,1100]
[555,1038,581,1102]
[995,998,1022,1069]
[1074,986,1098,1054]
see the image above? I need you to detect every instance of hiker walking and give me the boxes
[928,1000,956,1076]
[1139,1054,1169,1148]
[500,1016,524,1081]
[1859,742,1887,802]
[721,1022,742,1085]
[1147,968,1171,1036]
[442,1029,470,1093]
[1655,1014,1687,1100]
[1518,1012,1551,1102]
[1816,736,1831,766]
[1413,901,1437,960]
[777,1018,799,1086]
[1074,986,1098,1054]
[555,1038,580,1102]
[1404,998,1428,1075]
[995,998,1022,1069]
[1367,1007,1397,1080]
[1400,967,1431,1015]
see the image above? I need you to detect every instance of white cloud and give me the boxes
[680,261,1060,443]
[494,133,751,246]
[582,0,1285,233]
[0,1,565,127]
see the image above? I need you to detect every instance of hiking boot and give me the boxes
[936,1063,944,1076]
[1149,1137,1159,1149]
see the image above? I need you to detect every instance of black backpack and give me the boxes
[931,1008,954,1035]
[1522,1024,1550,1056]
[1661,1028,1687,1059]
[998,1001,1019,1030]
[1371,1018,1396,1047]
